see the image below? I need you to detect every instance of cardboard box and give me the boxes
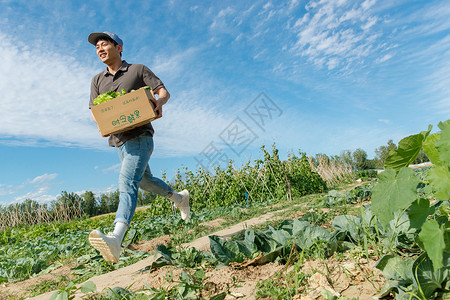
[91,88,159,136]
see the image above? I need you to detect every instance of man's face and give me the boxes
[95,39,122,64]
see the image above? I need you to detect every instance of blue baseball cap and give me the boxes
[88,31,123,46]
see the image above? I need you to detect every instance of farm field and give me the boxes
[3,184,385,300]
[0,121,449,300]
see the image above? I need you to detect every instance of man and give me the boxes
[87,31,190,263]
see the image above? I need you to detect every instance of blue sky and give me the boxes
[0,0,449,205]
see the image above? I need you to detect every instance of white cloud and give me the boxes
[209,6,235,32]
[290,0,383,71]
[0,184,15,197]
[0,31,240,158]
[9,173,59,204]
[362,0,376,11]
[376,53,393,63]
[30,173,58,185]
[0,32,103,149]
[102,163,121,174]
[152,93,231,157]
[150,46,202,81]
[378,119,390,124]
[76,184,117,198]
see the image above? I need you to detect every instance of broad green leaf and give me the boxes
[445,222,450,253]
[372,168,420,226]
[418,220,446,271]
[49,292,59,300]
[292,219,333,249]
[378,280,410,299]
[267,226,291,246]
[209,292,227,300]
[408,198,435,229]
[254,231,281,253]
[375,254,414,282]
[435,120,450,164]
[57,291,69,300]
[236,238,259,258]
[332,215,362,242]
[428,165,450,200]
[385,126,431,171]
[412,252,450,299]
[437,119,450,131]
[81,280,97,293]
[209,235,231,263]
[423,133,441,165]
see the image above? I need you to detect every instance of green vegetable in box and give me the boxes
[93,86,152,106]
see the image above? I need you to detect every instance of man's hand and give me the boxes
[154,99,163,118]
[153,87,170,119]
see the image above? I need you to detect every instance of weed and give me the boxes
[255,256,310,299]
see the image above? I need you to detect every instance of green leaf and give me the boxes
[423,133,441,165]
[428,166,450,201]
[412,252,450,299]
[408,198,435,229]
[209,235,240,264]
[418,220,446,271]
[209,292,227,300]
[81,281,96,293]
[375,254,414,282]
[372,168,420,226]
[435,120,450,165]
[332,215,362,242]
[378,280,410,299]
[445,222,450,253]
[49,291,59,300]
[58,291,69,300]
[292,219,333,249]
[385,126,432,171]
[254,231,280,253]
[436,120,450,164]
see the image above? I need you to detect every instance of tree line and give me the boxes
[331,139,429,171]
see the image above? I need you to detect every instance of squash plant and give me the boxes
[372,120,449,299]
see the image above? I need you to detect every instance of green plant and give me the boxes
[255,251,309,299]
[371,119,450,299]
[27,276,71,297]
[50,280,96,300]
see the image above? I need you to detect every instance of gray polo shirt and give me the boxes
[90,61,165,147]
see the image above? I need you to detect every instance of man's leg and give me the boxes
[89,134,152,263]
[140,165,190,221]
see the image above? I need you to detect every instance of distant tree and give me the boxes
[82,191,97,217]
[109,190,120,212]
[374,139,397,168]
[340,150,353,167]
[365,159,377,169]
[99,194,110,214]
[352,148,368,170]
[413,149,430,164]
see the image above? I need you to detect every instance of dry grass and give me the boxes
[309,156,355,187]
[0,200,84,230]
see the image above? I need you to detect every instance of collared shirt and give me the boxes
[90,61,165,147]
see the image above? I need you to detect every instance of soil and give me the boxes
[4,208,386,300]
[127,235,172,253]
[0,263,77,299]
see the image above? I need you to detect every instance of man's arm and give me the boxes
[153,87,170,118]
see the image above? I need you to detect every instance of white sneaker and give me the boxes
[174,189,190,221]
[89,229,122,263]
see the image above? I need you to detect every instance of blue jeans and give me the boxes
[115,134,173,225]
